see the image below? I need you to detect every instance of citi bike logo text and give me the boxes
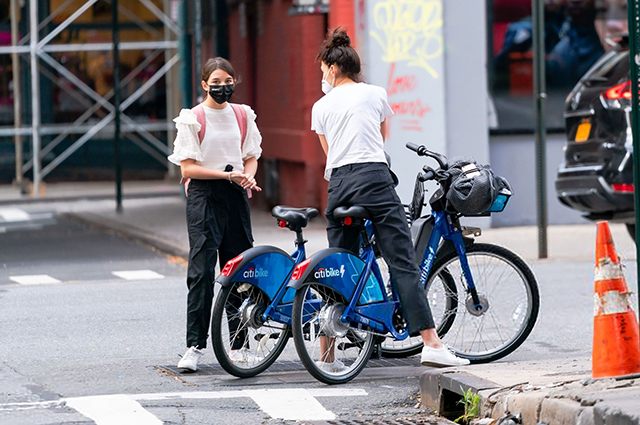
[314,265,345,279]
[243,268,269,279]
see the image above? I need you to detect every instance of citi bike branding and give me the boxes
[243,267,269,279]
[314,265,345,279]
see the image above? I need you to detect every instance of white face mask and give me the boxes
[321,69,334,95]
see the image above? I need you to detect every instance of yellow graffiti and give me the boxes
[370,0,444,78]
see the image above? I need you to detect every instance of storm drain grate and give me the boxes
[159,356,420,376]
[320,416,442,425]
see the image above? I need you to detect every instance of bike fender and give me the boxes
[287,248,365,301]
[437,235,475,258]
[215,245,294,301]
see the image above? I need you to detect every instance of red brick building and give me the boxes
[226,0,355,212]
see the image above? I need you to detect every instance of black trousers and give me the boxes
[185,179,253,349]
[325,162,435,333]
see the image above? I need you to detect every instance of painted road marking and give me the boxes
[65,394,163,425]
[0,388,368,422]
[245,388,335,421]
[0,208,30,223]
[10,275,61,285]
[112,270,165,281]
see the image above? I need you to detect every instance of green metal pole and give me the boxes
[177,0,192,108]
[533,0,548,259]
[627,0,640,319]
[113,0,122,212]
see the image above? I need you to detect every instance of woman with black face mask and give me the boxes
[168,57,263,372]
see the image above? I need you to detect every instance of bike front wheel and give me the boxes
[427,243,539,363]
[211,281,291,378]
[291,283,375,384]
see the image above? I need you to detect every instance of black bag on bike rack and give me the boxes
[444,159,511,216]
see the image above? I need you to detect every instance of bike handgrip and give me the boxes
[406,142,421,153]
[419,171,435,182]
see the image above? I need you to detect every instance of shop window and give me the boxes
[489,0,628,133]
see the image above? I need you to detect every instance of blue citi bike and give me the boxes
[287,143,540,384]
[210,206,410,378]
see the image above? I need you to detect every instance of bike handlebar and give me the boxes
[405,142,448,170]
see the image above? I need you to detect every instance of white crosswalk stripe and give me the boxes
[0,388,368,423]
[9,275,61,285]
[112,270,166,280]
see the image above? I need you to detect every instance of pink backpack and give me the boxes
[181,103,248,196]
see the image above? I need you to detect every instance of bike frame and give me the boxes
[259,220,380,326]
[259,242,307,326]
[340,210,481,339]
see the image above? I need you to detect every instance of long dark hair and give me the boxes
[201,57,239,83]
[316,27,364,83]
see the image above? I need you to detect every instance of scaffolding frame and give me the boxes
[3,0,180,197]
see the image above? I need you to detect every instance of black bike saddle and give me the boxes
[333,205,370,220]
[271,206,319,228]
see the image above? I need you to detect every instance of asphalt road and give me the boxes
[0,212,451,424]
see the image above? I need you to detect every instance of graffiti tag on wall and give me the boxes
[370,0,443,78]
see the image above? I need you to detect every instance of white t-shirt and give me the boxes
[311,83,394,180]
[168,104,262,172]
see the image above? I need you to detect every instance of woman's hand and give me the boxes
[230,171,262,191]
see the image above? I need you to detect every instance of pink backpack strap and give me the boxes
[230,103,248,147]
[192,104,206,144]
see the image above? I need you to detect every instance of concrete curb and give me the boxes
[420,369,640,425]
[63,212,189,260]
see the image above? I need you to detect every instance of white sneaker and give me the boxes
[177,346,204,371]
[421,345,470,367]
[315,358,347,373]
[229,348,263,365]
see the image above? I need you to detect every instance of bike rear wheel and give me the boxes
[427,243,539,363]
[211,281,291,378]
[291,283,375,384]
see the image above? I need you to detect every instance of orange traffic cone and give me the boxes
[592,221,640,378]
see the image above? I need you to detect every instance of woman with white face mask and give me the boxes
[311,28,469,371]
[168,57,263,372]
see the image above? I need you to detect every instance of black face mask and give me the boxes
[207,84,235,104]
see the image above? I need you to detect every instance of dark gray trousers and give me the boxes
[186,179,253,349]
[325,162,435,333]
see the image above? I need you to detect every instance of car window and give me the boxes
[584,50,629,84]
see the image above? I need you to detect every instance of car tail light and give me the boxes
[220,255,244,276]
[604,81,632,100]
[611,183,634,193]
[291,259,312,280]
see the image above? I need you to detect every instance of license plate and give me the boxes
[575,121,591,142]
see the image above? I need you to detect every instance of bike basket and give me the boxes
[485,187,512,213]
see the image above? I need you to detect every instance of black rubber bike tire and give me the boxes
[211,281,291,378]
[291,283,375,385]
[380,268,458,358]
[427,243,539,363]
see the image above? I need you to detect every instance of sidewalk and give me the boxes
[420,358,640,424]
[4,182,640,425]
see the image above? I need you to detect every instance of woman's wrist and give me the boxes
[227,172,232,182]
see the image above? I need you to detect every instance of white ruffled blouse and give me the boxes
[168,104,262,171]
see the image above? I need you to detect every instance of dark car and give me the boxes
[556,35,636,238]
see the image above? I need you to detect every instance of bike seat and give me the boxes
[271,206,319,229]
[333,206,370,220]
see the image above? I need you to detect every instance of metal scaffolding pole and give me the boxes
[10,0,23,186]
[2,0,181,194]
[29,0,41,197]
